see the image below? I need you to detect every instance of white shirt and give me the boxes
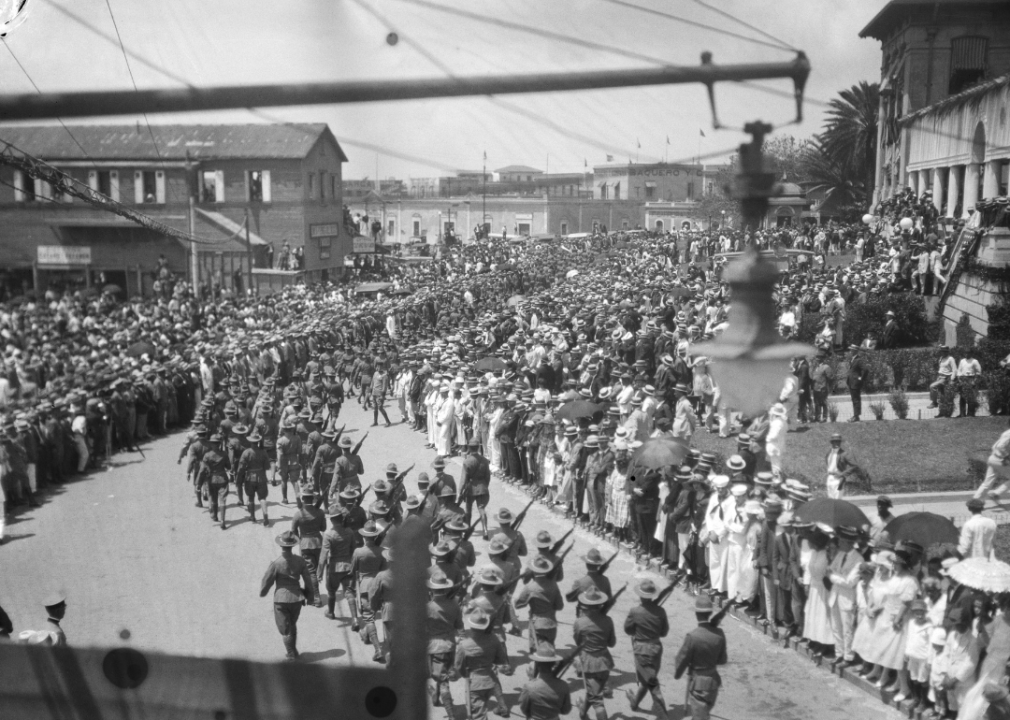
[957,358,981,377]
[958,513,996,559]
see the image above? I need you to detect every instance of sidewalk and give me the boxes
[847,490,1010,526]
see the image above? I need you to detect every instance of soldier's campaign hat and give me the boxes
[535,531,554,549]
[275,531,299,547]
[416,472,430,488]
[444,519,469,533]
[359,520,382,537]
[634,579,660,599]
[467,609,491,630]
[432,456,447,470]
[477,566,504,586]
[300,488,317,498]
[321,428,337,440]
[578,588,608,606]
[247,432,263,444]
[582,548,605,565]
[339,488,361,502]
[373,479,392,494]
[232,424,249,436]
[280,418,296,431]
[385,463,399,476]
[530,650,563,663]
[429,540,455,557]
[530,556,554,576]
[195,426,209,436]
[404,495,422,511]
[695,595,714,613]
[336,435,352,448]
[326,507,348,520]
[209,433,222,443]
[496,508,515,524]
[427,569,454,591]
[369,500,391,517]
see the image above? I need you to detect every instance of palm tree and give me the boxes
[819,81,879,198]
[801,139,867,218]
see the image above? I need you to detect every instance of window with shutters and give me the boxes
[200,170,224,203]
[319,171,325,200]
[134,171,159,203]
[247,170,271,203]
[949,36,988,95]
[330,175,336,200]
[307,172,314,199]
[14,170,35,202]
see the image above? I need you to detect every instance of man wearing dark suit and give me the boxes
[754,499,783,637]
[880,311,899,349]
[792,355,813,424]
[631,468,662,557]
[846,345,868,422]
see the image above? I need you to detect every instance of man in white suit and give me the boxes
[827,525,862,668]
[701,475,732,596]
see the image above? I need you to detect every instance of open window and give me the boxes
[200,170,224,203]
[246,170,271,203]
[14,170,35,202]
[949,36,987,95]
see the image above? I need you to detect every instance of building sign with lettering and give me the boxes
[310,223,341,238]
[595,165,703,178]
[37,245,91,266]
[352,236,376,254]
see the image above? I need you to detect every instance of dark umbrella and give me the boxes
[474,357,506,372]
[793,497,871,530]
[884,512,959,548]
[630,437,689,471]
[498,263,518,272]
[555,399,604,423]
[126,341,157,358]
[103,284,123,295]
[390,288,413,296]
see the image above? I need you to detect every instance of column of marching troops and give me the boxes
[181,356,730,720]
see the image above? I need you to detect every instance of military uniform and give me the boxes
[259,537,314,660]
[427,593,464,715]
[236,444,271,522]
[624,594,669,711]
[275,430,302,504]
[290,502,325,605]
[573,607,616,720]
[318,518,358,621]
[351,535,386,654]
[196,446,231,527]
[515,573,564,654]
[673,620,727,720]
[455,628,510,720]
[370,563,394,663]
[518,672,572,720]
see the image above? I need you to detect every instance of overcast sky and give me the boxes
[0,0,885,179]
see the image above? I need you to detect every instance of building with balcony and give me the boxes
[592,162,703,202]
[0,123,349,296]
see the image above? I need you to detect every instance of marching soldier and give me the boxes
[290,489,325,606]
[519,649,572,720]
[530,531,565,583]
[275,418,302,505]
[673,595,728,720]
[430,456,457,499]
[260,530,314,661]
[435,485,466,527]
[352,519,387,661]
[427,569,464,717]
[318,507,359,626]
[196,433,231,529]
[184,426,210,507]
[495,507,528,563]
[428,539,465,597]
[566,548,613,604]
[515,556,564,656]
[455,608,511,720]
[370,544,395,665]
[459,437,492,539]
[417,473,439,519]
[443,518,477,576]
[573,588,616,720]
[624,579,670,720]
[228,423,249,507]
[339,487,367,533]
[311,428,340,502]
[236,431,271,526]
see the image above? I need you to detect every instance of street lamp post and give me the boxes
[184,152,198,295]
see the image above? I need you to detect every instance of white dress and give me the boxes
[488,407,504,472]
[724,504,747,601]
[852,576,883,661]
[872,573,919,670]
[736,522,761,603]
[803,548,835,645]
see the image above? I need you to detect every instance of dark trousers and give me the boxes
[635,503,658,554]
[797,390,812,422]
[273,601,302,636]
[813,389,828,421]
[849,388,862,419]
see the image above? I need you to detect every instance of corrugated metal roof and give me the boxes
[0,124,348,162]
[900,73,1010,123]
[495,165,543,173]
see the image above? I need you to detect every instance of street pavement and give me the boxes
[0,398,902,720]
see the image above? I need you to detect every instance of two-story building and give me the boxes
[0,123,349,295]
[592,162,703,202]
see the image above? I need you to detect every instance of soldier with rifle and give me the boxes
[430,456,457,498]
[455,608,511,720]
[426,569,464,719]
[196,432,231,529]
[428,539,466,599]
[318,506,358,626]
[370,544,395,665]
[459,437,492,539]
[673,595,728,720]
[528,530,573,583]
[184,425,210,508]
[352,519,387,662]
[275,418,302,505]
[566,548,617,607]
[496,502,533,563]
[515,556,564,656]
[228,423,249,506]
[435,483,466,527]
[417,473,439,519]
[236,431,271,526]
[518,648,573,720]
[573,588,618,720]
[310,427,341,503]
[339,487,367,533]
[443,518,478,575]
[347,431,368,478]
[290,489,325,606]
[624,578,671,720]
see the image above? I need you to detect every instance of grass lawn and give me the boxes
[995,525,1010,563]
[690,416,1007,495]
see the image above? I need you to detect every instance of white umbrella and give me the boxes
[948,557,1010,593]
[566,269,579,279]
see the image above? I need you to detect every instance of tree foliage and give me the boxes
[818,81,880,198]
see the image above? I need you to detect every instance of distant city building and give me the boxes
[343,178,405,200]
[494,165,543,183]
[0,123,349,295]
[592,162,703,202]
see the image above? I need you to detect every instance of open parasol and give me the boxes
[793,497,870,530]
[555,399,604,423]
[102,283,123,295]
[884,512,959,548]
[474,356,506,372]
[566,269,579,279]
[630,436,689,471]
[506,294,526,307]
[948,557,1010,593]
[126,341,157,358]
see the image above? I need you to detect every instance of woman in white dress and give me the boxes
[802,529,835,656]
[605,440,632,543]
[487,395,505,474]
[869,552,920,691]
[538,418,560,502]
[851,561,880,674]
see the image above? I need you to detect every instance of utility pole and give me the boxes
[482,152,486,239]
[189,194,198,294]
[244,208,254,297]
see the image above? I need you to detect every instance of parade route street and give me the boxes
[2,398,901,720]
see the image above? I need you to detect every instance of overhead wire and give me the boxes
[688,0,799,52]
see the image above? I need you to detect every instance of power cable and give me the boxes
[689,0,799,52]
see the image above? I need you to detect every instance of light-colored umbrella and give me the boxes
[948,557,1010,593]
[566,269,579,279]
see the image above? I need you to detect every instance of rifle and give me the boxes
[656,573,686,607]
[497,573,523,598]
[551,544,574,580]
[390,463,415,502]
[512,497,536,531]
[351,431,369,457]
[600,583,628,614]
[548,527,574,556]
[597,549,621,575]
[709,598,733,627]
[333,423,347,443]
[357,483,372,506]
[461,517,482,543]
[551,642,585,678]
